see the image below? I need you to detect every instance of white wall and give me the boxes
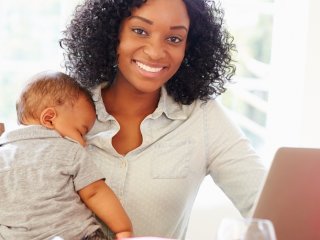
[265,0,308,159]
[300,0,320,147]
[265,0,320,159]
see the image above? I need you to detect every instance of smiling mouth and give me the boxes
[135,61,165,73]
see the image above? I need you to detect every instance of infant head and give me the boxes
[16,70,96,146]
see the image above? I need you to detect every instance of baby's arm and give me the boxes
[78,180,133,238]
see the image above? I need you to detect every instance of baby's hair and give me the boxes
[16,70,94,124]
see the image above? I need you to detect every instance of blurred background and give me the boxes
[1,0,319,239]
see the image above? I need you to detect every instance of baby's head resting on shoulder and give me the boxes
[16,70,96,146]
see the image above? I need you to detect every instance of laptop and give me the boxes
[253,147,320,240]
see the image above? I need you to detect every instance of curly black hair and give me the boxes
[60,0,236,105]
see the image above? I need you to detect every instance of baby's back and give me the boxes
[0,126,101,239]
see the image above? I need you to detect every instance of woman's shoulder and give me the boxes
[184,97,227,116]
[186,98,239,130]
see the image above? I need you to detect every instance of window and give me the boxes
[221,0,274,156]
[0,0,79,129]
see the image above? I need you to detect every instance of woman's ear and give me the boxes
[40,107,56,129]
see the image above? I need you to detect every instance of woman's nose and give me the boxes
[143,38,166,60]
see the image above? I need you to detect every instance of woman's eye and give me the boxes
[132,28,147,36]
[167,36,183,44]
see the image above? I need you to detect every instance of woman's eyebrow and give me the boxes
[129,15,188,32]
[170,25,188,32]
[129,16,153,25]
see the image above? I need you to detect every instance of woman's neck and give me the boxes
[102,81,161,118]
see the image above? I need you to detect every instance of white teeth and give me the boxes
[136,61,163,73]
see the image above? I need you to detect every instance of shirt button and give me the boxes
[121,161,127,168]
[92,94,99,101]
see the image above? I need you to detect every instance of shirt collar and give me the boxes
[91,83,188,122]
[91,82,115,122]
[152,87,188,120]
[0,125,60,145]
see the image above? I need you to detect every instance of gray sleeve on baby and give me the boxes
[69,146,105,191]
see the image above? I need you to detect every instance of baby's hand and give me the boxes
[115,231,133,239]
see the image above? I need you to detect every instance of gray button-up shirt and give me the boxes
[0,125,103,240]
[87,85,266,239]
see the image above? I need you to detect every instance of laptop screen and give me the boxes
[253,147,320,240]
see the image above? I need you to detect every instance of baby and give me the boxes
[0,71,132,240]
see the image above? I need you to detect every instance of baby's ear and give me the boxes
[40,107,56,129]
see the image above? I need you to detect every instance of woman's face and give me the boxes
[116,0,190,94]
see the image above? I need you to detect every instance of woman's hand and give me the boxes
[0,123,5,136]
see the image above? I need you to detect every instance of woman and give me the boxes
[60,0,266,238]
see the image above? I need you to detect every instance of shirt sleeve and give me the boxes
[205,100,266,217]
[71,146,106,191]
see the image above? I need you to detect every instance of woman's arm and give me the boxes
[78,179,133,238]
